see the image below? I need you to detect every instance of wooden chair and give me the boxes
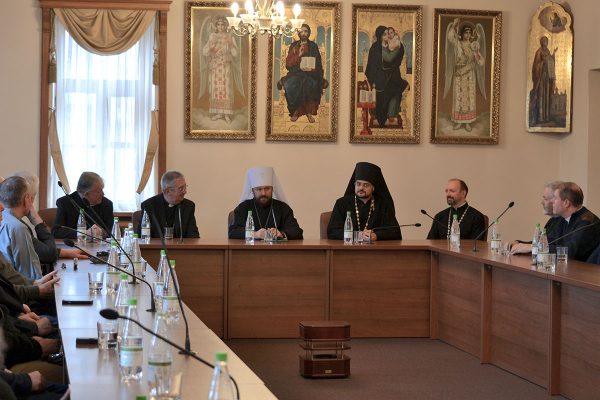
[131,210,142,233]
[320,211,332,239]
[481,214,490,241]
[38,207,57,229]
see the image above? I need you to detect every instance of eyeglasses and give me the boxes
[169,184,188,194]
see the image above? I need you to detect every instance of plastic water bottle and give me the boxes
[208,352,236,400]
[141,210,151,243]
[537,228,549,267]
[147,313,173,397]
[119,298,143,381]
[76,209,86,243]
[162,259,180,324]
[245,211,255,244]
[154,250,168,314]
[450,214,460,250]
[115,273,131,340]
[490,219,501,254]
[344,211,353,245]
[531,223,541,264]
[120,229,132,267]
[112,217,121,241]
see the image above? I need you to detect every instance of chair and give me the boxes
[228,210,234,227]
[320,211,332,239]
[38,208,57,229]
[481,214,490,241]
[131,210,142,233]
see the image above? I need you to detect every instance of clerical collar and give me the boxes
[452,201,467,210]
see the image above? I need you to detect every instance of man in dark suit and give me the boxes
[139,171,199,239]
[52,172,114,239]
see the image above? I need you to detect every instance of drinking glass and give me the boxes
[88,272,104,292]
[97,320,118,350]
[556,246,568,264]
[164,226,174,240]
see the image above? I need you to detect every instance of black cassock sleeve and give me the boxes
[327,198,348,240]
[276,203,303,240]
[374,199,402,241]
[228,202,249,239]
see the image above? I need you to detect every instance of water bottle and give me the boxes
[154,250,168,314]
[147,313,173,397]
[490,219,501,254]
[531,223,541,264]
[111,217,121,241]
[245,211,255,244]
[208,352,236,400]
[76,209,86,243]
[162,259,180,324]
[120,228,132,267]
[114,273,131,340]
[141,210,151,243]
[131,234,143,278]
[119,298,143,381]
[537,228,549,267]
[344,211,353,245]
[450,214,460,250]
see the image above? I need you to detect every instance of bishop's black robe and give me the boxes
[427,203,486,240]
[327,194,401,240]
[140,194,199,239]
[228,199,303,240]
[551,207,600,262]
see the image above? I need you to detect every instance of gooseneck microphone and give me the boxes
[64,239,156,313]
[58,180,139,284]
[372,223,421,231]
[99,308,240,400]
[421,209,447,230]
[148,211,193,355]
[472,201,515,253]
[548,220,600,245]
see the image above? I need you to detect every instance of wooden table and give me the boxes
[54,246,276,400]
[139,238,600,399]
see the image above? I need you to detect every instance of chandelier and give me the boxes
[227,1,304,38]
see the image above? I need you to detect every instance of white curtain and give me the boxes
[49,17,156,211]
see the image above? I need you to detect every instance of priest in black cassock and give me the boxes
[327,162,401,241]
[426,179,486,240]
[228,167,303,240]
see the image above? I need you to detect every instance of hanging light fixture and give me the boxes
[227,1,304,38]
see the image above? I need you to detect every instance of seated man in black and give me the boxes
[228,167,303,240]
[327,162,401,241]
[140,171,200,239]
[52,171,114,239]
[426,179,486,240]
[550,182,600,262]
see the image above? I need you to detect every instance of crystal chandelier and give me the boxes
[227,1,304,38]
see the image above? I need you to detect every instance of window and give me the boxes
[49,18,156,211]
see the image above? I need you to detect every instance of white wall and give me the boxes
[2,0,597,241]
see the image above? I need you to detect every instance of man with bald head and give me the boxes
[427,179,485,240]
[228,167,303,240]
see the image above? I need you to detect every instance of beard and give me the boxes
[446,197,456,206]
[256,195,272,207]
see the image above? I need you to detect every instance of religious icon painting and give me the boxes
[431,9,502,144]
[350,4,422,144]
[185,1,257,140]
[266,2,340,142]
[526,2,573,133]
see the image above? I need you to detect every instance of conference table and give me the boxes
[54,243,277,400]
[138,238,600,400]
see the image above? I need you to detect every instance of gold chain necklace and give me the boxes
[446,205,470,239]
[354,196,375,231]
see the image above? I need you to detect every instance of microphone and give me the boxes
[64,239,156,313]
[548,220,600,245]
[421,209,446,230]
[57,226,111,244]
[99,308,240,400]
[148,211,193,354]
[472,201,515,253]
[372,223,420,231]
